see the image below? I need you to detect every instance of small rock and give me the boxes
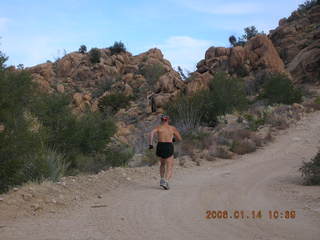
[97,195,103,199]
[126,177,131,181]
[0,197,4,201]
[52,199,57,204]
[31,204,41,211]
[22,193,33,201]
[13,187,18,192]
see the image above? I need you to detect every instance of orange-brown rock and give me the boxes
[270,4,320,82]
[193,35,287,90]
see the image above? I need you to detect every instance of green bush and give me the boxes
[228,26,264,47]
[23,147,69,183]
[74,144,133,173]
[79,45,87,54]
[31,93,117,161]
[166,72,247,129]
[0,67,45,192]
[0,53,123,193]
[202,72,248,125]
[0,51,8,69]
[241,26,259,41]
[259,74,302,104]
[314,96,320,105]
[109,41,126,55]
[139,63,166,89]
[299,150,320,185]
[74,112,116,155]
[89,48,101,64]
[165,92,206,133]
[244,113,266,131]
[98,93,132,114]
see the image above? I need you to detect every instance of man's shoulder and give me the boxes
[169,125,177,130]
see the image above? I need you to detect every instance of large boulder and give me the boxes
[270,4,320,83]
[287,40,320,83]
[190,35,287,92]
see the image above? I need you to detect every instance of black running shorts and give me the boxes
[156,142,174,159]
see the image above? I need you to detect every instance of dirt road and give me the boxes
[1,112,320,240]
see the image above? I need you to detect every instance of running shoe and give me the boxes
[160,179,166,189]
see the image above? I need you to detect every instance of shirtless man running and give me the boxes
[148,115,182,190]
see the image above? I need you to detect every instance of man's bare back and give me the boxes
[156,124,181,143]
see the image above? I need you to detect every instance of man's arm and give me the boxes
[148,128,158,147]
[173,127,182,141]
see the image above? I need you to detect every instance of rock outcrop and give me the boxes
[27,48,185,114]
[270,4,320,83]
[189,35,287,93]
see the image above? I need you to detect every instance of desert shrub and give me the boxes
[315,96,320,105]
[142,149,159,166]
[228,26,264,47]
[0,67,46,192]
[299,150,320,185]
[165,92,206,134]
[244,113,266,131]
[0,50,8,69]
[229,35,237,47]
[231,139,256,155]
[104,144,134,167]
[89,48,101,64]
[182,131,211,150]
[259,74,302,104]
[23,147,69,182]
[30,93,117,168]
[109,41,126,55]
[242,26,259,41]
[139,63,166,89]
[92,77,115,98]
[74,112,116,155]
[0,54,119,192]
[98,93,132,114]
[202,72,248,125]
[79,45,87,54]
[166,72,247,129]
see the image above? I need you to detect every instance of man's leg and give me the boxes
[160,158,166,179]
[165,155,174,181]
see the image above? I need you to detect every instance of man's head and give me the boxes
[160,114,169,123]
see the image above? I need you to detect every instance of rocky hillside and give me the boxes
[26,3,320,153]
[29,48,184,114]
[191,35,286,94]
[27,48,187,152]
[194,3,320,88]
[270,3,320,83]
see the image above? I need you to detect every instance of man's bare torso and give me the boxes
[156,124,175,142]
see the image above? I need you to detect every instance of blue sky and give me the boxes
[0,0,305,71]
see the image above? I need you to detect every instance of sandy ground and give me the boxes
[1,112,320,240]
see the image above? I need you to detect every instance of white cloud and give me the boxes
[3,35,62,67]
[153,36,217,71]
[174,0,262,15]
[0,17,10,33]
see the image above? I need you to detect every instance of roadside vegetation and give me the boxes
[0,52,132,193]
[300,150,320,185]
[165,72,248,133]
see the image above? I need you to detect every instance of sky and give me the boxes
[0,0,305,71]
